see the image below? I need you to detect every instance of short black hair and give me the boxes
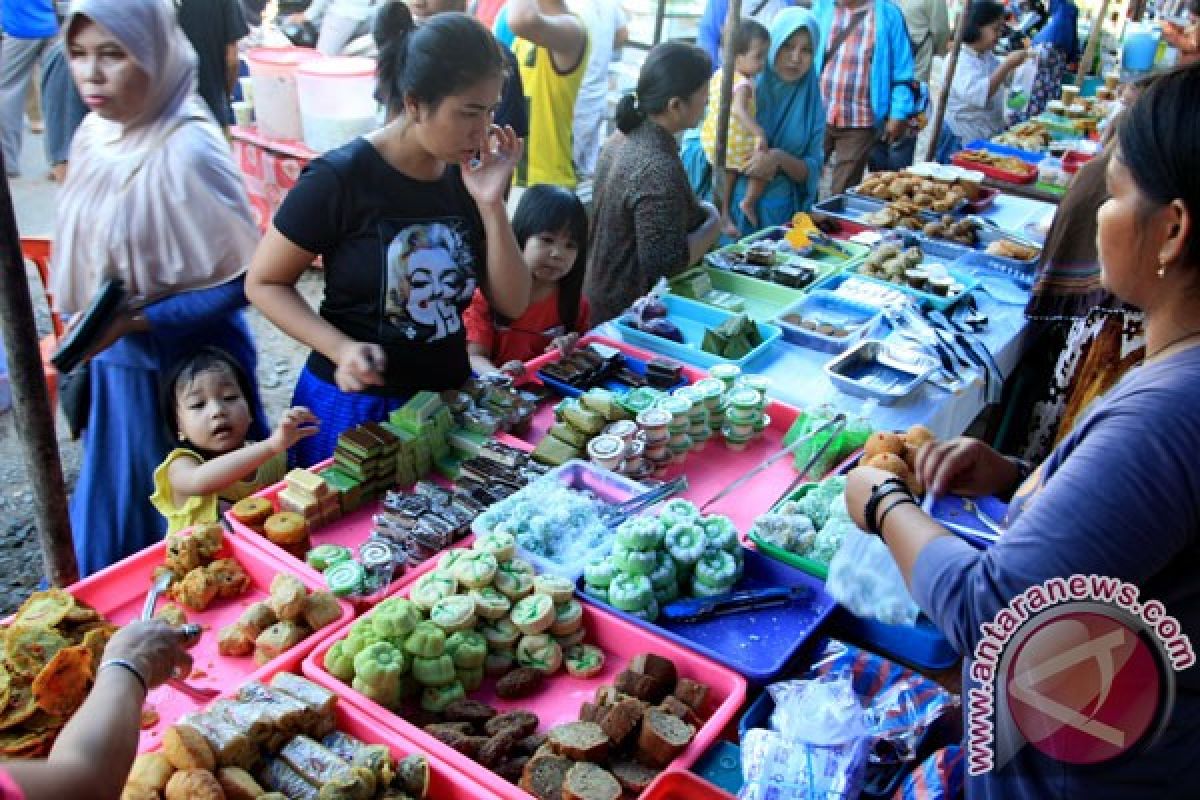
[510,184,589,333]
[160,347,256,451]
[732,18,770,56]
[964,0,1007,44]
[1116,64,1200,266]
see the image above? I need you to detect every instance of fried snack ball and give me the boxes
[127,752,174,792]
[164,533,203,575]
[154,603,188,627]
[268,574,308,622]
[207,558,251,599]
[863,432,906,460]
[303,591,342,631]
[171,567,220,612]
[189,522,225,560]
[163,724,215,771]
[165,769,224,800]
[217,624,255,657]
[119,786,160,800]
[904,424,936,448]
[865,453,922,496]
[216,766,264,800]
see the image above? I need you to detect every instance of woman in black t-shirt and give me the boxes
[246,8,530,466]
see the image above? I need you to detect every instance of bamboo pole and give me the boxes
[925,1,970,163]
[712,0,743,218]
[0,153,78,587]
[1077,0,1114,86]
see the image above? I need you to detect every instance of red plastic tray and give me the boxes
[302,592,748,800]
[65,531,354,752]
[642,770,738,800]
[951,152,1038,184]
[519,336,807,533]
[138,644,502,799]
[1062,150,1094,174]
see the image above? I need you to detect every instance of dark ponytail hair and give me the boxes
[614,41,711,134]
[510,185,590,333]
[1116,64,1200,266]
[963,0,1006,44]
[732,18,769,56]
[374,5,506,115]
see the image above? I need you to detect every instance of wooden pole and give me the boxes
[1077,0,1113,87]
[0,153,79,587]
[712,0,743,218]
[925,1,970,163]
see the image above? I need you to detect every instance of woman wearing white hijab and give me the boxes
[53,0,264,576]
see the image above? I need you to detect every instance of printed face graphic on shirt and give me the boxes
[382,221,477,342]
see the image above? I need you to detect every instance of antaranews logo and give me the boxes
[967,575,1195,775]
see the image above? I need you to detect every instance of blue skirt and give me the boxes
[290,366,411,467]
[70,317,264,577]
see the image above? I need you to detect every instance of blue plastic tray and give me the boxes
[815,264,980,313]
[615,294,782,369]
[951,250,1036,292]
[964,138,1047,165]
[691,740,745,796]
[576,547,837,685]
[775,289,884,353]
[535,349,688,399]
[832,609,959,671]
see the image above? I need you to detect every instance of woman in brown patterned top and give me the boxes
[585,42,721,325]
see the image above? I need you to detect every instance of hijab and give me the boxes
[753,8,826,211]
[52,0,258,314]
[1034,0,1079,61]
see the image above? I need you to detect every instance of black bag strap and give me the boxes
[749,0,771,16]
[820,9,869,76]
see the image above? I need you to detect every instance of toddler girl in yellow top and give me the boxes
[701,18,771,235]
[151,347,319,534]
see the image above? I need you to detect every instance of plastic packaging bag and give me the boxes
[784,403,875,479]
[740,675,871,800]
[826,527,920,626]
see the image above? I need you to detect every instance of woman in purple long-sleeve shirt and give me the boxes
[846,65,1200,798]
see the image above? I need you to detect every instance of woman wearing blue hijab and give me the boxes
[682,8,826,235]
[1018,0,1080,120]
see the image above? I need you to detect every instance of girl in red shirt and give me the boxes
[466,184,590,376]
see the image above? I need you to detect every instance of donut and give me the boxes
[659,499,700,529]
[648,552,678,590]
[474,531,517,562]
[480,617,520,649]
[694,550,738,590]
[583,557,616,588]
[608,574,653,612]
[615,517,665,551]
[700,515,739,553]
[411,571,458,611]
[494,559,536,600]
[666,524,705,567]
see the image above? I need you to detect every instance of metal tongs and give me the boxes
[599,476,689,527]
[700,413,848,512]
[142,571,217,701]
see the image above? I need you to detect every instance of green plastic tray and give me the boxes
[746,482,831,581]
[668,266,808,322]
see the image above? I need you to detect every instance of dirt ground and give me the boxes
[0,267,324,615]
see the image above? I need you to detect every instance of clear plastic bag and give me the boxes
[825,527,919,626]
[740,675,871,800]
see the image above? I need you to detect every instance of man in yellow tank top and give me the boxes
[509,0,590,188]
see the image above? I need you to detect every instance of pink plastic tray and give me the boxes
[642,770,738,800]
[302,593,748,800]
[138,643,503,799]
[227,435,535,597]
[65,531,354,752]
[517,341,808,532]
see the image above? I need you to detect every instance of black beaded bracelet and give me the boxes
[876,495,916,537]
[864,477,914,536]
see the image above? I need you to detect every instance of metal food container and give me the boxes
[824,339,935,405]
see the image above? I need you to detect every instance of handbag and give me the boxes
[58,363,90,440]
